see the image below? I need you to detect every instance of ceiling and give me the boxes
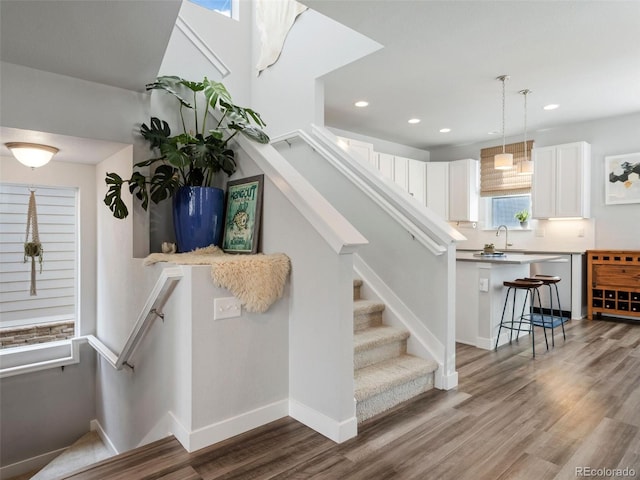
[303,0,640,150]
[0,0,181,164]
[1,1,638,161]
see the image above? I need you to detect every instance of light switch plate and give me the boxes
[479,278,489,292]
[214,297,242,320]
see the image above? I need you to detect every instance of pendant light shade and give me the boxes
[494,75,513,170]
[5,142,58,168]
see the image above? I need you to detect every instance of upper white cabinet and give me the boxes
[426,162,449,219]
[407,160,449,219]
[532,141,591,218]
[376,152,395,181]
[337,136,376,168]
[448,159,479,222]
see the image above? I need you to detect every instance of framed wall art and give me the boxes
[605,152,640,205]
[222,175,264,253]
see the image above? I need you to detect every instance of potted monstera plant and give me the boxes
[104,76,269,252]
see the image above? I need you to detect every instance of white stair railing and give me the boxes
[87,266,183,371]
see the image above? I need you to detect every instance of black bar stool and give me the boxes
[495,279,547,357]
[525,274,566,346]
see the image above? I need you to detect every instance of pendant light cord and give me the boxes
[501,76,507,154]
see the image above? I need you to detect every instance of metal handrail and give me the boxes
[87,266,183,371]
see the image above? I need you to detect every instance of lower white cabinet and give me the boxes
[448,159,479,222]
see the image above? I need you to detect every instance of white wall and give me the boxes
[250,6,382,139]
[430,112,640,250]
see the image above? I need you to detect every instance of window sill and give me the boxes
[0,337,87,378]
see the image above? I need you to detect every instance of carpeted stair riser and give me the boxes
[353,278,363,301]
[354,326,409,370]
[353,300,385,332]
[356,372,434,423]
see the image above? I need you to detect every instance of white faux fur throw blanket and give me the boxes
[144,246,291,313]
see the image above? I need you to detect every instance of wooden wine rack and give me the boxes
[587,250,640,320]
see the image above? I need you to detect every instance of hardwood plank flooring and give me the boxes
[64,318,640,480]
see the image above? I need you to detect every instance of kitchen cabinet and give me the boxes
[393,155,409,190]
[448,159,479,222]
[587,250,640,319]
[407,160,449,219]
[337,136,376,168]
[531,141,591,218]
[376,152,394,181]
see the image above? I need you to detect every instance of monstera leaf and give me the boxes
[141,117,171,149]
[104,172,128,219]
[149,164,181,205]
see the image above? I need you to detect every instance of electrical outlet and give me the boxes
[214,297,242,320]
[479,278,489,292]
[535,228,545,237]
[578,228,585,237]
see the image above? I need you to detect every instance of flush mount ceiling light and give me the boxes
[494,75,513,170]
[543,104,559,110]
[518,89,534,175]
[5,142,58,168]
[439,128,451,133]
[354,100,369,108]
[408,118,421,124]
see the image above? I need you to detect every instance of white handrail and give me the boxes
[235,133,368,255]
[88,266,183,371]
[271,128,465,256]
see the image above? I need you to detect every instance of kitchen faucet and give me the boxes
[496,225,512,251]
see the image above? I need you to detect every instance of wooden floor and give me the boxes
[66,318,640,480]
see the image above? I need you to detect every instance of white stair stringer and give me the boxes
[353,278,438,423]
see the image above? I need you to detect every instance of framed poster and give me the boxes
[605,152,640,205]
[222,175,264,253]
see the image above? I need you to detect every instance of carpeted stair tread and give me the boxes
[354,326,409,354]
[354,354,437,402]
[353,299,385,315]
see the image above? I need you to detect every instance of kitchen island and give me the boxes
[456,251,562,349]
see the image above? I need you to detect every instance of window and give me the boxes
[189,0,235,18]
[0,184,78,349]
[490,195,531,229]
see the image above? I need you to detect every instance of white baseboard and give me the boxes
[170,399,289,452]
[289,398,357,443]
[435,370,458,390]
[0,446,66,479]
[90,419,119,455]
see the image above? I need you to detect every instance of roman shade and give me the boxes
[480,140,534,197]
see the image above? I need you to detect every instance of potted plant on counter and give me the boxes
[103,76,269,252]
[515,210,530,228]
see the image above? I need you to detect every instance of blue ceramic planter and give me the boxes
[172,186,225,253]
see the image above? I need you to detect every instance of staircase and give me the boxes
[353,279,438,423]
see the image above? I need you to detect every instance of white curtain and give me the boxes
[256,0,308,75]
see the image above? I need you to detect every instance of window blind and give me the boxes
[480,140,534,197]
[0,184,77,328]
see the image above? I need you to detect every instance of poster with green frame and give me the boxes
[222,175,263,253]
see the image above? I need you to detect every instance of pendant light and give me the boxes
[494,75,513,170]
[518,89,533,175]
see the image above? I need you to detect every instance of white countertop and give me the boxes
[457,248,586,255]
[456,251,564,264]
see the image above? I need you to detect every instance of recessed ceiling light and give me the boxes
[543,104,559,110]
[408,118,421,124]
[354,101,369,108]
[439,128,451,133]
[488,131,499,135]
